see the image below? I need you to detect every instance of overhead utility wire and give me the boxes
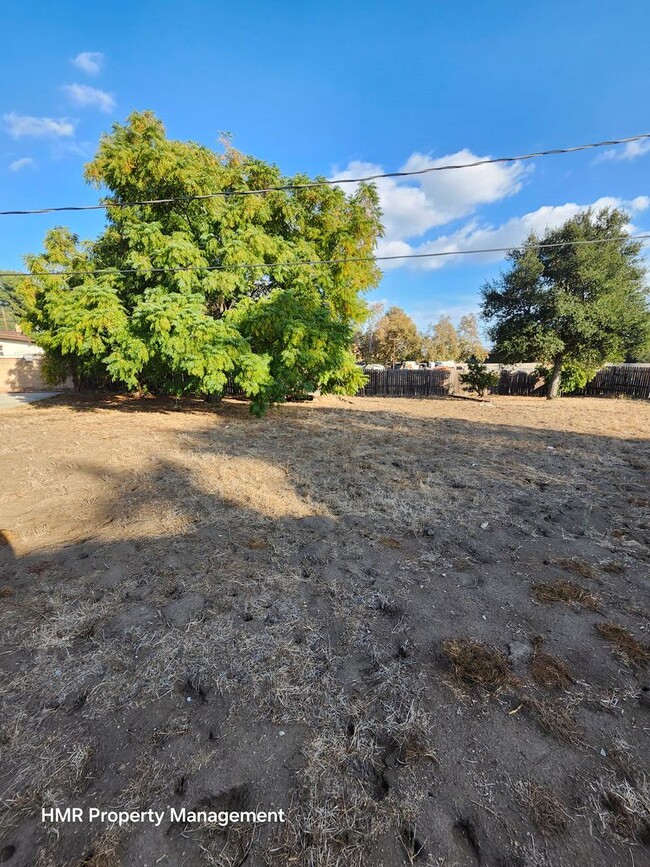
[1,133,648,217]
[3,233,648,278]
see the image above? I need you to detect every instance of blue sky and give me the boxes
[2,0,649,328]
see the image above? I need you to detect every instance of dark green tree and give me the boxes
[481,208,650,398]
[20,112,383,412]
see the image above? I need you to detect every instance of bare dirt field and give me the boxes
[1,393,649,867]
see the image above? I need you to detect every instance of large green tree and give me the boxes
[481,208,650,398]
[20,112,382,413]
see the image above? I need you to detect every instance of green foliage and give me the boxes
[460,357,499,396]
[20,112,382,411]
[481,208,650,397]
[0,274,24,330]
[534,360,600,395]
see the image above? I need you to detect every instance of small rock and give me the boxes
[457,574,480,589]
[508,639,533,666]
[480,522,489,530]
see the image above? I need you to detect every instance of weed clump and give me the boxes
[591,778,650,844]
[442,639,513,694]
[555,557,599,581]
[529,639,574,689]
[595,623,650,668]
[532,580,600,610]
[523,697,581,744]
[514,780,571,835]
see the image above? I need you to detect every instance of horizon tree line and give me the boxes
[354,307,488,366]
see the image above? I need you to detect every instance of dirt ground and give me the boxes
[0,392,648,867]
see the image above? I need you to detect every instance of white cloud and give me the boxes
[333,150,528,243]
[70,51,105,75]
[378,196,650,271]
[333,149,648,272]
[400,149,528,224]
[9,157,34,171]
[3,112,75,138]
[63,83,115,113]
[594,139,650,163]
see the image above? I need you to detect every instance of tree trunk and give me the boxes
[547,354,563,400]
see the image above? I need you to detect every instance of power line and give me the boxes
[1,132,648,217]
[3,233,648,278]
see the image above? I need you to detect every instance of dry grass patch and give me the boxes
[68,831,122,867]
[590,778,650,845]
[595,623,650,668]
[522,697,581,744]
[441,639,514,695]
[513,780,571,836]
[532,580,600,610]
[529,639,574,690]
[555,557,600,581]
[267,666,434,867]
[601,560,625,575]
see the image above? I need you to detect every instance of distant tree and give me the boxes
[354,301,385,363]
[422,315,459,361]
[481,208,650,399]
[374,306,421,366]
[0,274,24,330]
[457,313,488,361]
[20,112,383,412]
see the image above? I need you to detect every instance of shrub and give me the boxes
[460,357,499,396]
[534,360,600,395]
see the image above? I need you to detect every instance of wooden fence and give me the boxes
[491,370,544,396]
[356,368,459,397]
[578,365,650,398]
[355,365,650,398]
